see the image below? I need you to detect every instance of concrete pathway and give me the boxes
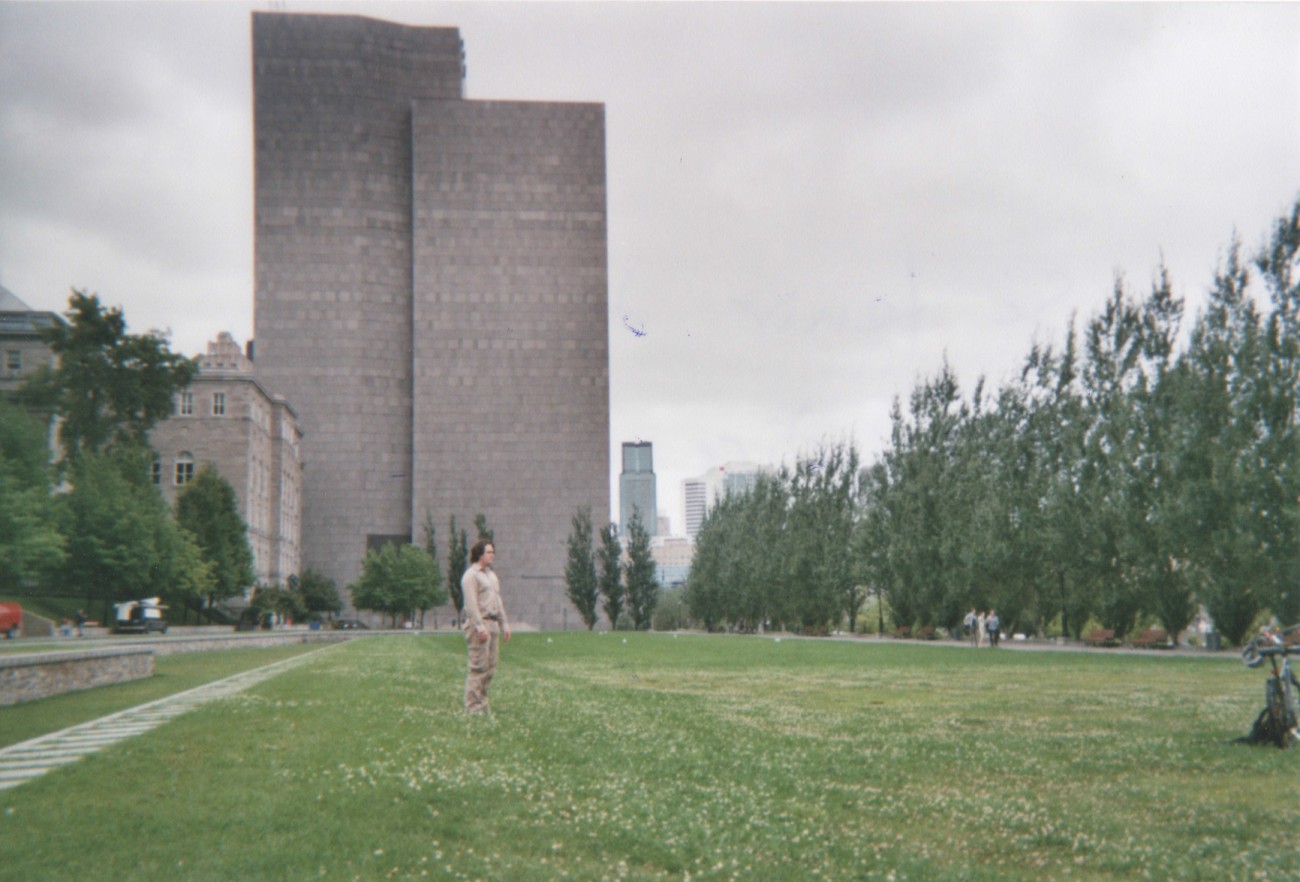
[0,646,331,791]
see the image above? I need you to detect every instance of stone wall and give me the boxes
[0,647,155,706]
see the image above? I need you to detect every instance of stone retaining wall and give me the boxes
[128,630,352,656]
[0,647,155,706]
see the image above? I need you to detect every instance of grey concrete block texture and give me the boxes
[252,13,610,627]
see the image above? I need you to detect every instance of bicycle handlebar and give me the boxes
[1242,625,1300,668]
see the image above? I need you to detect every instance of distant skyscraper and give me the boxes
[682,478,708,539]
[683,461,766,539]
[619,441,657,536]
[252,12,610,628]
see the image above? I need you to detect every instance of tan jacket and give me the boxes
[461,564,507,635]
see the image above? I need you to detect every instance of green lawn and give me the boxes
[0,634,1293,882]
[0,643,323,747]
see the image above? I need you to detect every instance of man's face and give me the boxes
[481,544,495,567]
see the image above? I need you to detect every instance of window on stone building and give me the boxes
[151,460,162,485]
[5,350,21,374]
[179,392,193,416]
[213,392,226,416]
[175,453,195,486]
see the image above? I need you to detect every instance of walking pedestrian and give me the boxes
[987,609,1001,647]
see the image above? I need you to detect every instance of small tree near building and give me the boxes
[296,569,342,621]
[175,464,256,613]
[351,543,444,627]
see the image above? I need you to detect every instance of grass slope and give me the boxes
[0,634,1293,882]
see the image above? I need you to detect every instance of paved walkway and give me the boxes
[0,646,331,791]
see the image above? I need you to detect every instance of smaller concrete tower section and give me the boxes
[411,99,610,629]
[619,441,657,537]
[252,13,464,593]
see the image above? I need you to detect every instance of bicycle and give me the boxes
[1237,624,1300,749]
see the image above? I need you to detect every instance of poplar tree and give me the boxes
[564,506,599,629]
[624,508,659,630]
[597,522,625,629]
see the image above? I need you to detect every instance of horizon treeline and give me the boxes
[686,199,1299,647]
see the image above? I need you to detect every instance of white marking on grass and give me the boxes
[0,645,333,791]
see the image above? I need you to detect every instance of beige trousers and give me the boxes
[464,627,500,714]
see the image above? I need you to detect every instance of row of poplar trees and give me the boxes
[686,200,1300,647]
[565,507,659,630]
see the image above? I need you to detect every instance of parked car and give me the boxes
[332,618,369,630]
[0,602,21,639]
[113,598,168,634]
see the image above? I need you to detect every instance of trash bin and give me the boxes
[1206,632,1220,651]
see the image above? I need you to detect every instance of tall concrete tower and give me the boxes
[252,12,610,628]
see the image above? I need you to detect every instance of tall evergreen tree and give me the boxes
[446,516,468,616]
[1253,204,1300,624]
[624,508,659,630]
[473,512,494,544]
[420,510,445,624]
[564,506,600,629]
[597,522,625,629]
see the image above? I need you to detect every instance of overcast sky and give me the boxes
[2,1,1298,533]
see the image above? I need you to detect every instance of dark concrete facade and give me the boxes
[252,13,610,628]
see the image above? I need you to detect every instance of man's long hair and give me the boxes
[470,539,493,564]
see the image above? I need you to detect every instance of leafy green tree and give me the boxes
[446,516,468,616]
[0,399,65,593]
[19,290,197,459]
[296,569,343,620]
[54,445,211,622]
[564,506,600,629]
[249,584,307,624]
[350,543,443,627]
[624,508,659,630]
[175,465,256,609]
[597,522,624,629]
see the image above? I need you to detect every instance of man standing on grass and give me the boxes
[462,540,511,714]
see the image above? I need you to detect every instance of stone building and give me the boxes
[149,332,303,588]
[251,12,610,628]
[0,285,62,401]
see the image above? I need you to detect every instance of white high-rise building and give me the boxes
[682,461,766,539]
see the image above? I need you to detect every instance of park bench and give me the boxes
[916,626,936,640]
[1083,628,1118,647]
[893,626,911,639]
[1130,628,1170,649]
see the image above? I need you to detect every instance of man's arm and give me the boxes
[461,569,489,640]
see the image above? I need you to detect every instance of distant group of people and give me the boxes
[963,608,1000,647]
[59,610,87,638]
